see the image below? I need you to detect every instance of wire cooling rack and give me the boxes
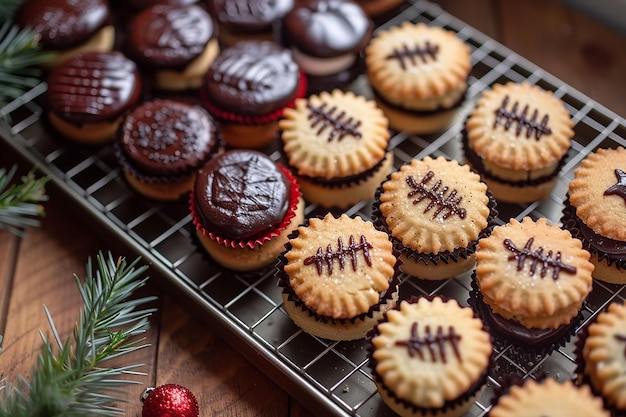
[2,1,626,416]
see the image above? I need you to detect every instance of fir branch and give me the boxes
[0,22,53,105]
[0,252,158,417]
[0,0,22,22]
[0,165,49,236]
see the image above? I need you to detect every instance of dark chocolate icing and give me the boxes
[406,172,467,221]
[604,168,626,204]
[304,235,373,275]
[202,40,300,116]
[127,4,216,69]
[127,0,198,11]
[306,101,362,141]
[15,0,110,49]
[209,0,294,32]
[46,51,141,125]
[503,237,577,280]
[395,322,462,363]
[119,99,219,177]
[282,0,373,57]
[194,150,290,241]
[494,95,552,140]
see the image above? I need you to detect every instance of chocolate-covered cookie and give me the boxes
[208,0,293,44]
[200,40,305,148]
[46,51,142,144]
[194,150,290,241]
[117,98,221,200]
[191,150,305,271]
[15,0,114,67]
[281,0,372,91]
[126,4,220,90]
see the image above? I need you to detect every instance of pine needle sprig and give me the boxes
[0,252,158,417]
[0,0,23,22]
[0,165,49,236]
[0,21,53,105]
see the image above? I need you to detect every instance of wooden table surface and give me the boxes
[1,1,625,416]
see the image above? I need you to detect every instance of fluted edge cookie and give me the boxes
[581,300,626,411]
[366,21,471,111]
[280,89,390,179]
[489,378,609,417]
[375,156,496,279]
[568,146,626,242]
[277,213,401,340]
[466,81,573,172]
[369,296,492,417]
[475,216,593,329]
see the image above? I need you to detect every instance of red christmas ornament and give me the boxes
[141,384,199,417]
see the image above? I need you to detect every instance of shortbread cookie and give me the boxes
[369,296,493,417]
[277,213,401,341]
[562,146,626,284]
[191,150,304,272]
[490,378,609,417]
[464,81,574,203]
[473,216,593,349]
[366,21,471,134]
[374,156,496,279]
[279,89,393,208]
[579,300,626,412]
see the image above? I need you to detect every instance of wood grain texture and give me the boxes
[1,1,625,417]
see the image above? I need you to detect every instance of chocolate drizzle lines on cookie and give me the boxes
[406,172,467,220]
[604,169,626,204]
[386,41,439,70]
[306,102,362,142]
[395,322,462,363]
[503,237,577,280]
[303,235,373,275]
[494,95,552,140]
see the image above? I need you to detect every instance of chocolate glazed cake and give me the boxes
[200,40,305,148]
[126,3,219,90]
[116,98,221,200]
[208,0,294,45]
[191,149,305,271]
[16,0,110,50]
[46,51,142,144]
[281,0,373,93]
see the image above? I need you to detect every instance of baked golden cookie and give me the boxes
[579,300,626,412]
[369,296,492,417]
[562,146,626,284]
[365,21,471,134]
[489,378,609,417]
[374,156,496,279]
[279,89,393,208]
[277,213,400,341]
[473,216,593,351]
[464,82,574,203]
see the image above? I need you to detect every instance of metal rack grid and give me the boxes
[2,1,626,416]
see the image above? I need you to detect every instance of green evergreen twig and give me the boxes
[0,252,158,417]
[0,165,49,236]
[0,21,53,105]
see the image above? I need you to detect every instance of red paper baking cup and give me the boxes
[190,163,302,249]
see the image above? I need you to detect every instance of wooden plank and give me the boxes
[153,297,291,417]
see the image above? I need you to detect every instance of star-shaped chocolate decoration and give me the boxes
[604,168,626,204]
